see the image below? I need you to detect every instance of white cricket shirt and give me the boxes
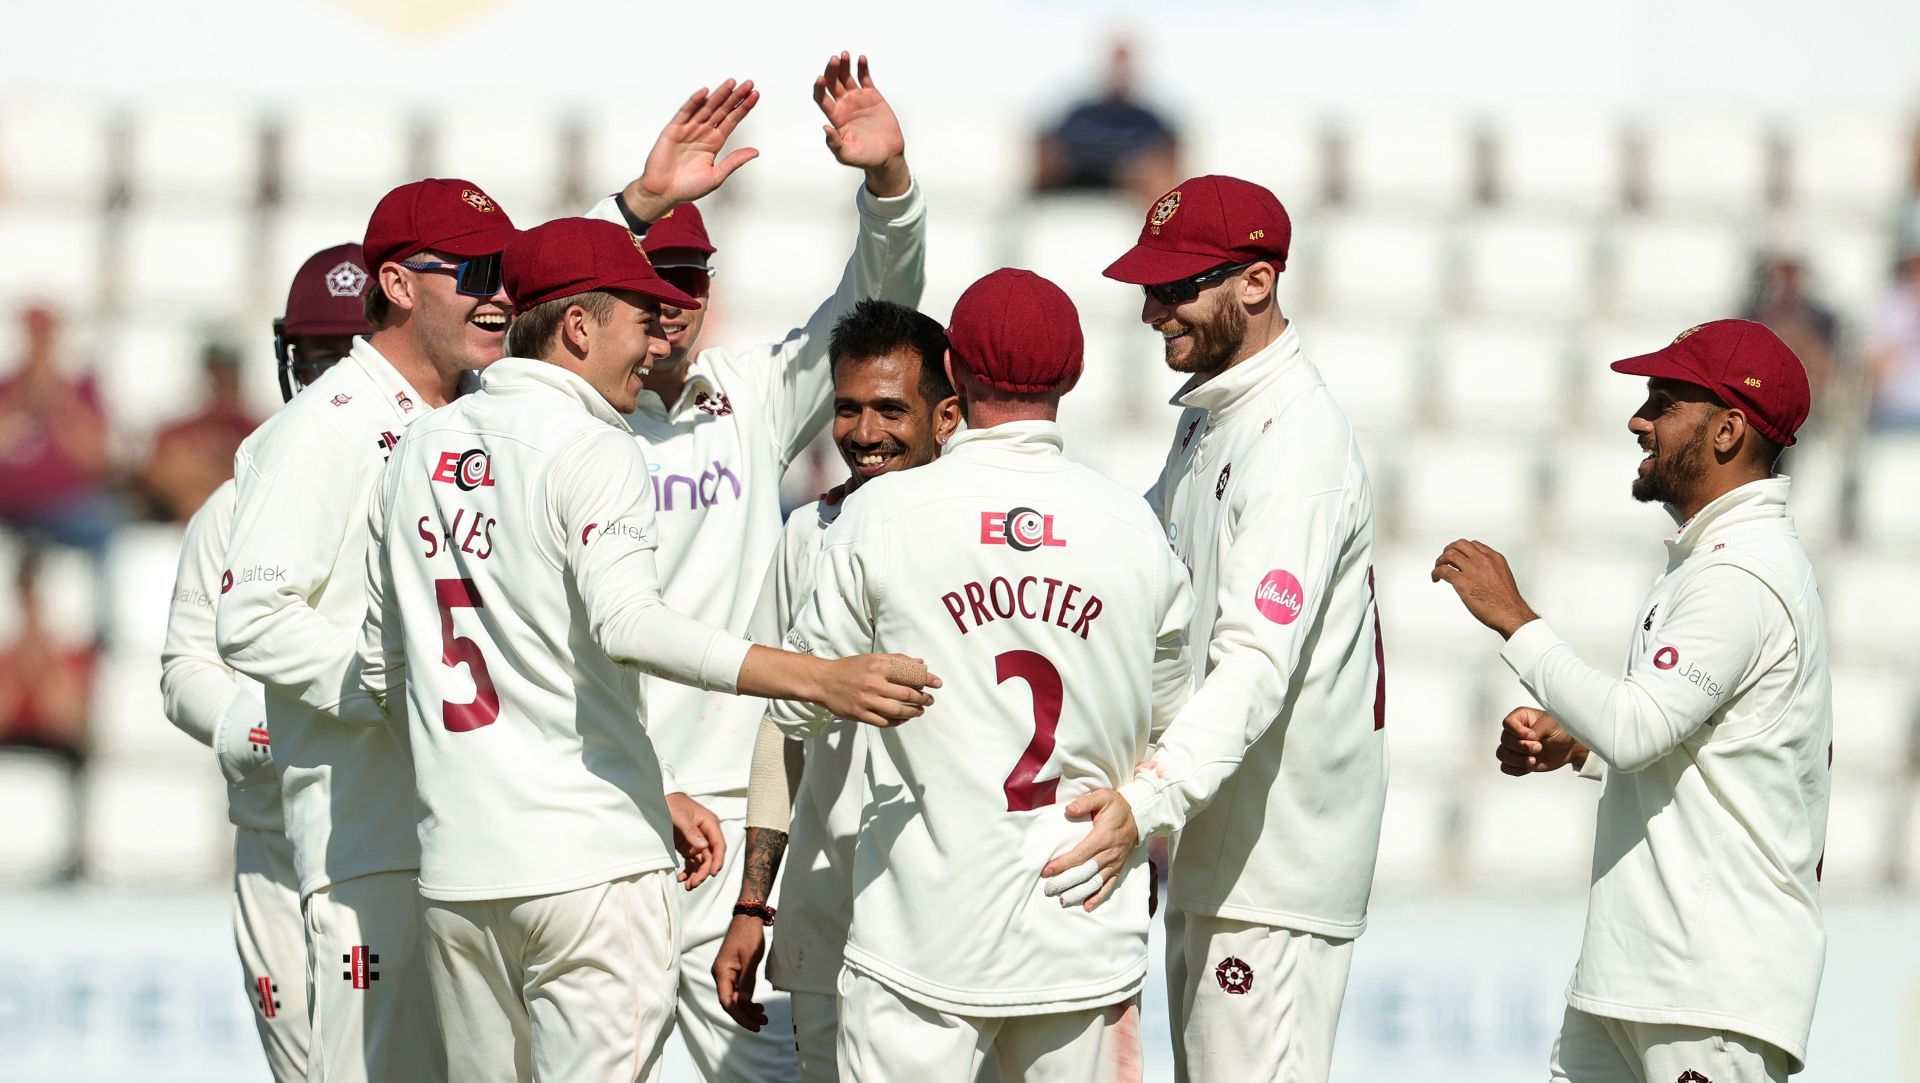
[355,358,753,902]
[1501,477,1831,1069]
[771,422,1194,1016]
[217,338,430,896]
[589,182,925,799]
[1118,322,1388,939]
[160,479,281,832]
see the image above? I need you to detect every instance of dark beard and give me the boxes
[1165,298,1248,376]
[1632,420,1709,505]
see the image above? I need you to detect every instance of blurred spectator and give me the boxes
[1033,38,1180,203]
[0,546,94,878]
[1740,247,1843,406]
[1866,241,1920,429]
[139,340,260,522]
[0,305,115,558]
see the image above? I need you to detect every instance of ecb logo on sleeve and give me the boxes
[1214,956,1253,995]
[432,449,496,490]
[980,507,1066,551]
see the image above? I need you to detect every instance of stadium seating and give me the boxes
[1460,773,1597,889]
[428,106,570,223]
[128,99,263,211]
[82,760,228,884]
[1313,212,1450,317]
[0,753,76,883]
[1857,434,1920,550]
[0,209,104,311]
[0,98,113,210]
[1782,107,1912,221]
[1341,106,1478,214]
[1489,108,1622,216]
[277,103,415,217]
[1458,214,1597,320]
[1429,321,1571,431]
[1637,108,1772,220]
[1608,218,1747,320]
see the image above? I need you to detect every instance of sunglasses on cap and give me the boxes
[1142,261,1260,305]
[651,263,716,302]
[401,252,504,298]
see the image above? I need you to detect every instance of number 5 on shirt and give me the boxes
[997,650,1062,812]
[436,577,500,732]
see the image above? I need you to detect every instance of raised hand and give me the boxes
[622,80,762,222]
[1432,538,1540,639]
[813,52,910,196]
[1495,706,1589,776]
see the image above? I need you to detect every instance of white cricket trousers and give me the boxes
[671,804,799,1081]
[790,991,839,1083]
[836,967,1143,1082]
[233,827,308,1083]
[1166,909,1355,1083]
[1549,1005,1791,1083]
[422,870,681,1083]
[303,869,443,1082]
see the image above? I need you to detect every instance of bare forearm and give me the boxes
[735,644,825,705]
[735,827,788,907]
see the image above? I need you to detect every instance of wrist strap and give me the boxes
[732,902,776,926]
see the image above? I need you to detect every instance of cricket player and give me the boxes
[217,175,520,1081]
[769,269,1194,1082]
[1433,318,1831,1083]
[351,215,937,1083]
[588,52,927,1079]
[1066,174,1389,1082]
[709,298,961,1080]
[159,242,370,1081]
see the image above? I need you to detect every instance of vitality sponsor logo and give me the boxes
[650,459,741,511]
[1254,569,1304,625]
[980,507,1066,551]
[431,449,496,490]
[1214,956,1253,995]
[343,946,379,989]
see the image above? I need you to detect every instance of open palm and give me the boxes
[638,79,761,208]
[814,52,905,170]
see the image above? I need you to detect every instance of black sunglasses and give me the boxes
[653,263,716,301]
[1142,261,1260,305]
[401,252,504,298]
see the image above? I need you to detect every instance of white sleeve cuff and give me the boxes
[855,177,921,221]
[212,684,274,788]
[1499,618,1560,681]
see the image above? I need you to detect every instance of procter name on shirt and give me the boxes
[1651,644,1725,698]
[650,459,741,511]
[219,565,287,593]
[942,507,1104,640]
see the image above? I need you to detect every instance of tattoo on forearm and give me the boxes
[737,827,789,906]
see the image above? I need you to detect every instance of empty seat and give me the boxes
[1820,775,1892,890]
[263,209,373,312]
[1459,214,1596,319]
[1188,111,1324,209]
[1373,543,1490,654]
[1803,223,1893,324]
[0,99,113,209]
[1777,438,1847,551]
[83,761,227,884]
[1461,775,1598,888]
[0,210,104,310]
[428,107,568,222]
[1858,435,1920,550]
[1528,548,1660,655]
[1490,109,1623,216]
[702,205,855,348]
[1394,436,1543,545]
[1385,660,1478,770]
[128,99,262,209]
[1373,775,1456,887]
[278,103,414,216]
[96,322,208,440]
[1072,325,1161,423]
[1300,319,1426,434]
[0,753,77,882]
[1638,109,1771,219]
[897,103,1028,215]
[1316,214,1450,317]
[1578,321,1675,429]
[918,205,1008,323]
[111,523,194,651]
[1543,433,1681,544]
[1010,194,1142,324]
[1784,108,1912,220]
[91,646,199,764]
[1062,412,1178,498]
[119,209,257,317]
[1830,666,1915,768]
[1609,218,1746,320]
[723,102,875,211]
[1431,322,1570,430]
[1340,107,1476,213]
[1825,552,1920,666]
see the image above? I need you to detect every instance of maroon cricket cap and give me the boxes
[362,178,519,272]
[946,269,1084,394]
[1102,174,1292,286]
[502,217,700,315]
[1611,319,1811,447]
[282,243,374,337]
[641,202,716,262]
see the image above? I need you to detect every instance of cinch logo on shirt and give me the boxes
[1254,569,1304,624]
[432,449,496,490]
[980,507,1066,551]
[651,460,741,511]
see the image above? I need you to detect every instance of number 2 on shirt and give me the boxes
[435,577,501,732]
[996,650,1062,811]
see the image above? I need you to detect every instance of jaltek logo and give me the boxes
[1653,645,1680,670]
[227,565,286,589]
[581,520,647,546]
[1254,569,1304,624]
[1214,956,1253,995]
[980,507,1066,551]
[432,449,496,490]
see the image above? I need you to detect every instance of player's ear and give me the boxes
[561,303,594,357]
[932,394,962,446]
[1240,262,1276,306]
[380,263,417,314]
[1716,407,1748,458]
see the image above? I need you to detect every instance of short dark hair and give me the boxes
[828,299,955,408]
[504,291,617,359]
[1748,429,1786,472]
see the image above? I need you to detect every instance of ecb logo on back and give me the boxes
[980,507,1066,552]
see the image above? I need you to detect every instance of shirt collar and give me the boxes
[1173,320,1311,421]
[1666,475,1793,557]
[943,419,1067,460]
[478,357,634,432]
[631,356,719,419]
[347,337,431,423]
